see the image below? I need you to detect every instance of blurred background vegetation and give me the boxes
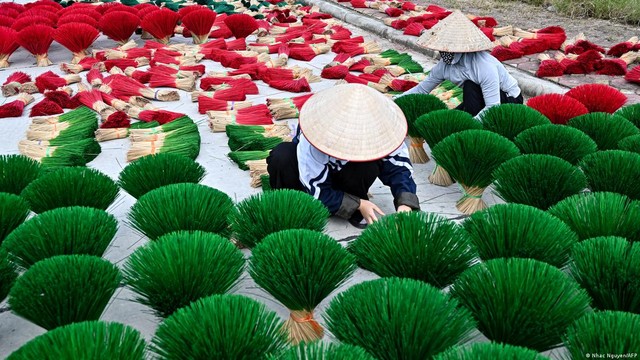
[511,0,640,25]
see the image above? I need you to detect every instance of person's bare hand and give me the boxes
[397,205,412,213]
[358,199,385,224]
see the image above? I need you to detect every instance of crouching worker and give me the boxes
[399,10,523,118]
[267,83,420,229]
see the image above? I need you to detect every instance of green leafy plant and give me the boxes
[0,155,41,195]
[548,192,640,241]
[568,112,639,150]
[480,103,550,141]
[434,342,550,360]
[462,203,578,268]
[128,183,234,240]
[231,189,329,248]
[7,321,147,360]
[118,153,206,199]
[579,150,640,200]
[564,311,640,360]
[20,167,119,213]
[492,154,587,209]
[450,258,591,351]
[8,255,121,330]
[571,236,640,313]
[123,230,245,318]
[250,229,356,344]
[325,277,476,360]
[514,124,597,165]
[348,211,476,288]
[270,342,375,360]
[0,192,30,243]
[151,294,287,360]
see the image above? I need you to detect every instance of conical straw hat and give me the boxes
[299,84,407,162]
[417,10,495,53]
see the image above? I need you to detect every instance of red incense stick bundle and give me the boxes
[182,8,217,44]
[224,14,258,39]
[108,74,180,102]
[225,38,247,51]
[208,103,273,131]
[103,58,150,72]
[30,99,63,117]
[535,54,565,78]
[99,11,141,46]
[136,109,184,124]
[87,68,104,88]
[608,37,639,57]
[53,23,100,64]
[11,15,55,32]
[141,8,180,45]
[197,96,252,113]
[268,78,311,93]
[104,48,154,61]
[149,71,196,92]
[35,72,81,93]
[57,14,99,29]
[211,86,248,101]
[342,73,387,92]
[16,25,54,67]
[60,57,101,74]
[379,74,418,91]
[0,94,34,119]
[349,58,372,72]
[404,22,425,37]
[625,65,640,84]
[288,43,331,61]
[526,93,589,125]
[2,72,32,97]
[45,89,78,109]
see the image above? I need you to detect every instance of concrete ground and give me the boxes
[0,3,572,359]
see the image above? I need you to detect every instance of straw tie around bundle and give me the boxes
[0,155,42,195]
[451,258,590,351]
[431,130,520,214]
[394,94,448,164]
[6,321,146,360]
[128,183,234,240]
[272,342,375,360]
[124,231,245,318]
[349,211,476,288]
[579,150,640,200]
[325,277,476,360]
[571,236,640,313]
[462,203,578,268]
[151,294,287,359]
[250,229,356,344]
[0,193,30,244]
[480,104,551,141]
[414,109,482,187]
[3,206,117,269]
[0,249,17,303]
[230,189,329,248]
[20,167,119,213]
[568,113,639,150]
[548,192,640,242]
[564,311,640,359]
[434,343,550,360]
[8,255,121,330]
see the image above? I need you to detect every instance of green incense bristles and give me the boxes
[462,203,578,267]
[492,154,587,210]
[433,342,549,360]
[0,155,42,195]
[3,206,117,269]
[231,189,329,248]
[0,248,17,303]
[564,311,640,359]
[118,153,206,199]
[570,236,640,313]
[6,321,147,360]
[8,255,121,330]
[431,129,520,214]
[250,229,356,344]
[394,94,448,137]
[397,57,423,73]
[151,294,287,359]
[20,167,119,213]
[568,112,640,150]
[271,342,375,360]
[128,183,234,240]
[480,104,550,141]
[228,150,270,170]
[615,103,640,128]
[348,211,476,288]
[380,49,400,58]
[548,192,640,241]
[514,124,597,165]
[261,175,272,191]
[325,277,475,360]
[228,133,283,151]
[124,230,245,318]
[619,134,640,154]
[34,106,97,125]
[0,192,30,243]
[450,258,591,351]
[579,150,640,200]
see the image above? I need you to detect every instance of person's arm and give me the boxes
[474,64,502,119]
[377,144,420,211]
[297,137,360,219]
[395,63,444,98]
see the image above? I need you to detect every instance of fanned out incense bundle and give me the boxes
[231,189,329,248]
[526,93,589,124]
[514,124,597,165]
[151,295,287,359]
[250,229,356,344]
[0,155,41,195]
[53,23,100,64]
[463,203,578,268]
[548,192,640,242]
[616,103,640,128]
[6,321,146,360]
[124,231,245,318]
[326,277,476,359]
[3,206,117,269]
[619,134,640,154]
[141,8,180,45]
[431,130,520,214]
[564,311,640,359]
[21,167,119,213]
[0,26,20,68]
[434,343,549,360]
[480,104,551,140]
[349,211,476,288]
[415,109,481,186]
[0,193,30,243]
[181,9,217,44]
[571,237,640,313]
[451,258,590,351]
[8,255,121,330]
[579,150,640,200]
[16,25,54,67]
[492,154,587,210]
[565,83,627,113]
[0,249,17,303]
[568,113,639,150]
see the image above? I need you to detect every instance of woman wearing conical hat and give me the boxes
[397,10,523,118]
[266,84,420,229]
